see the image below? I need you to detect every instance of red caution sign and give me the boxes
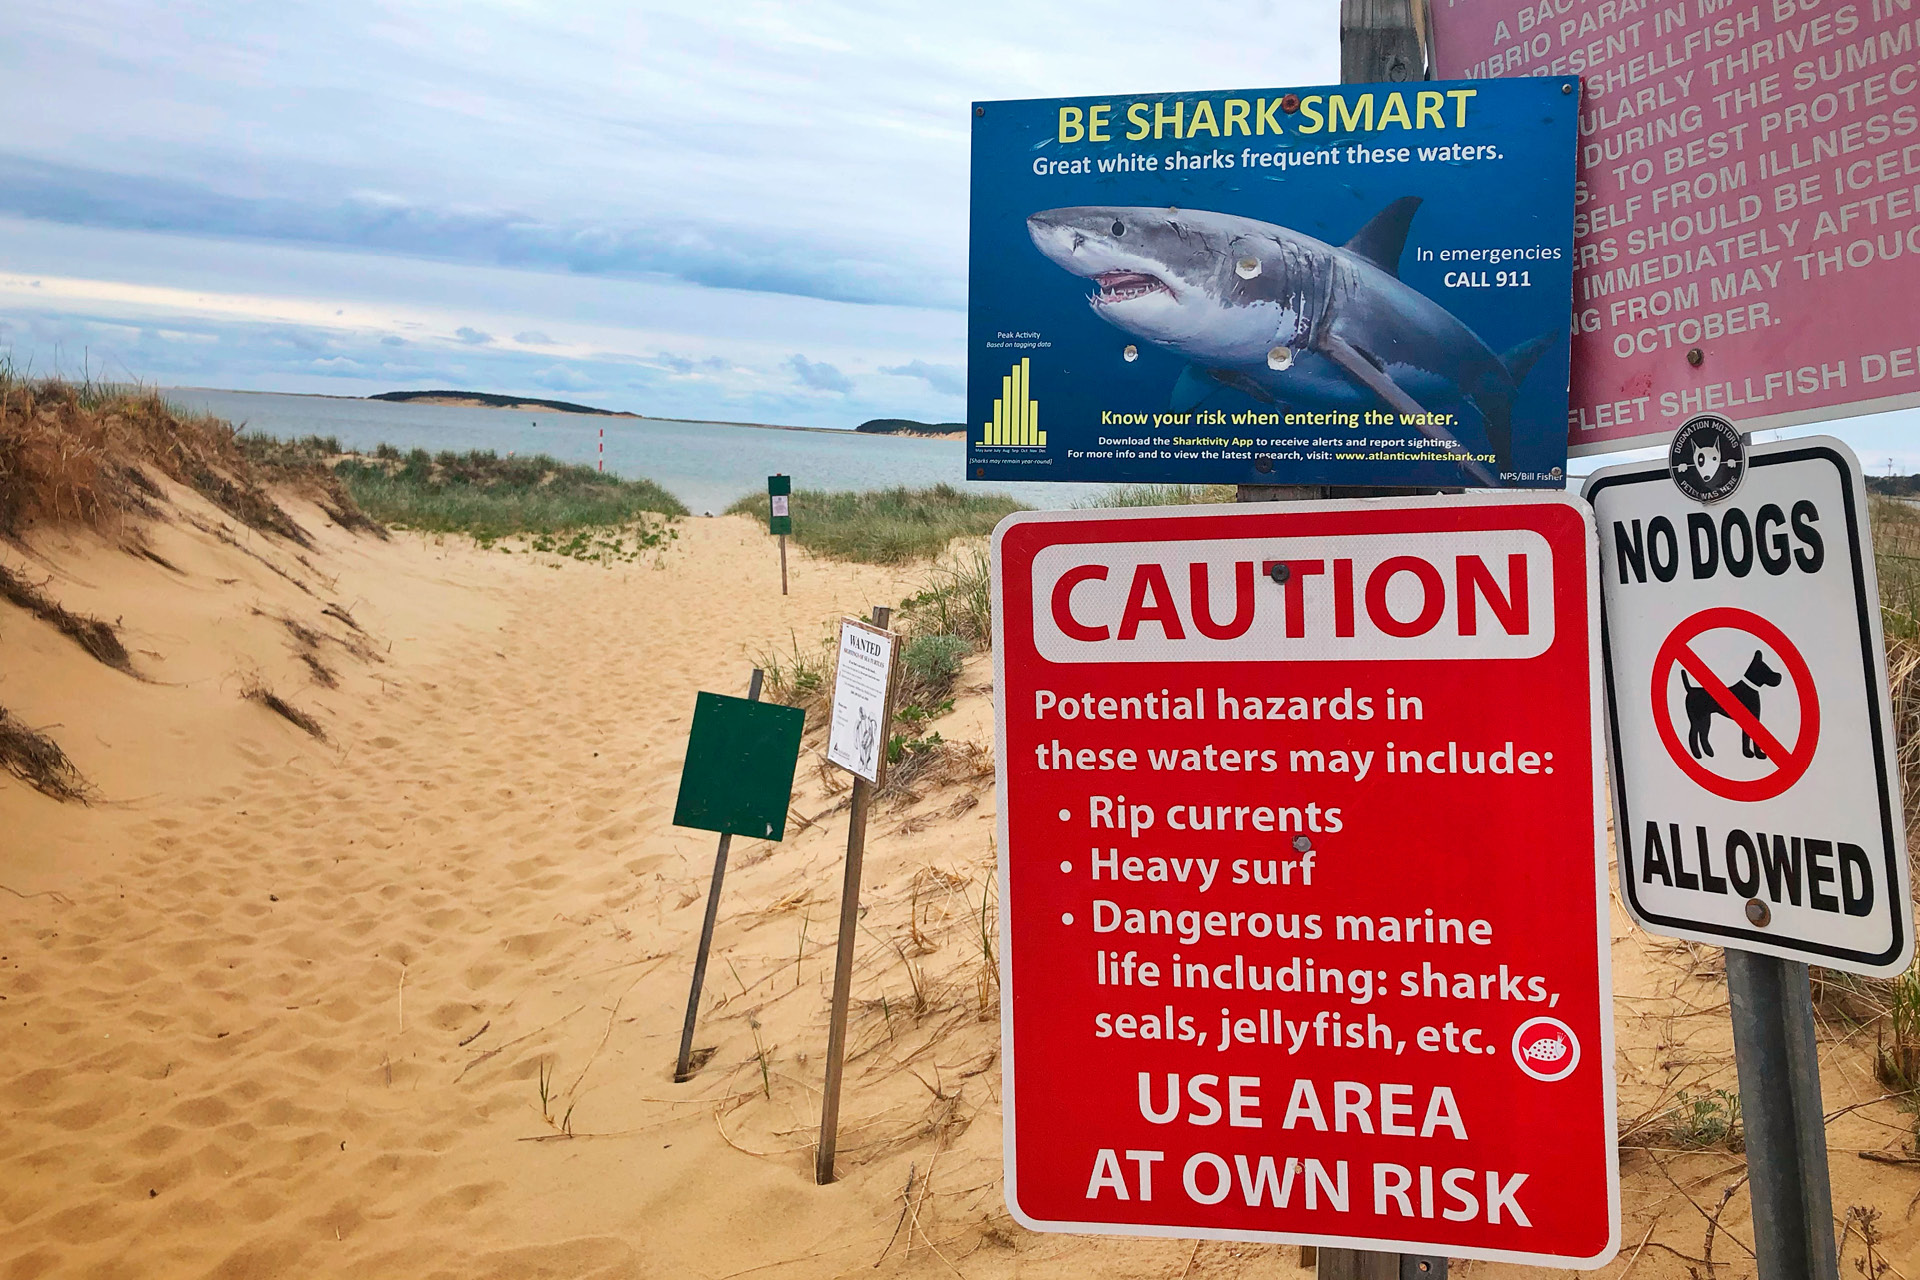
[1651,608,1819,803]
[990,494,1618,1269]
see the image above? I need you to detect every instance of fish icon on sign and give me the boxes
[1512,1017,1581,1082]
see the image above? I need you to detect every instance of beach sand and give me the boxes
[3,476,1918,1278]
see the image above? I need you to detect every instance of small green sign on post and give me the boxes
[673,677,803,1082]
[673,691,802,840]
[768,474,792,595]
[767,474,792,536]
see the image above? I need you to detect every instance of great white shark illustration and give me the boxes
[1026,200,1555,485]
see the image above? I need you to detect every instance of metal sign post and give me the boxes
[816,605,898,1184]
[674,678,752,1078]
[1727,951,1840,1280]
[675,669,761,1081]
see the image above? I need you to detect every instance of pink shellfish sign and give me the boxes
[1432,0,1920,453]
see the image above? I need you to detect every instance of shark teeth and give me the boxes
[1092,271,1170,305]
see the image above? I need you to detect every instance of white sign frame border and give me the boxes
[988,492,1622,1270]
[1583,435,1914,977]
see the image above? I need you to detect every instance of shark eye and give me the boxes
[1111,220,1125,237]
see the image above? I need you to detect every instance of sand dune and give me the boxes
[3,477,1919,1278]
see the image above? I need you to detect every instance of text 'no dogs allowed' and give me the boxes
[1586,437,1912,976]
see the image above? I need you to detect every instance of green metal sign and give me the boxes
[768,474,792,536]
[673,691,804,840]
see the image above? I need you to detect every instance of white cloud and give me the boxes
[881,359,964,397]
[532,364,594,391]
[0,1,1341,422]
[0,1,1338,307]
[789,353,852,394]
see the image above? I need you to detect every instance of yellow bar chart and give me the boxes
[983,357,1044,447]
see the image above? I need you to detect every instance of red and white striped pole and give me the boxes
[598,427,604,473]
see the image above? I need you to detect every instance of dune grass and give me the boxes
[1873,495,1920,641]
[1080,483,1237,507]
[898,548,992,647]
[0,707,90,802]
[726,484,1022,563]
[0,563,131,672]
[0,366,349,546]
[310,444,687,539]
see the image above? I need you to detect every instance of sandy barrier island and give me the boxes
[3,415,1920,1276]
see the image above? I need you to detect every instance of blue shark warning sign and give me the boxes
[967,80,1578,489]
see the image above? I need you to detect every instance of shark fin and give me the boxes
[1341,197,1423,279]
[1500,331,1558,388]
[1171,364,1222,412]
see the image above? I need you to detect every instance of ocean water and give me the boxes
[164,388,1110,514]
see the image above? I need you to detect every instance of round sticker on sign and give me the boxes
[1668,415,1745,503]
[1512,1017,1582,1082]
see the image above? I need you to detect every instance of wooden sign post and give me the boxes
[767,474,791,596]
[1274,4,1449,1276]
[815,606,899,1184]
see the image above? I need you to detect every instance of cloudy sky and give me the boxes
[0,1,1334,429]
[4,2,1919,464]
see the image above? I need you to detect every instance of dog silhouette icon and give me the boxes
[1681,649,1783,759]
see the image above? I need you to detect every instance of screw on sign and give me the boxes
[1651,608,1819,804]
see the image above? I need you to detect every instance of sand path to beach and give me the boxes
[1,507,1006,1279]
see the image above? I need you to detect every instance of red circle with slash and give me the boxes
[1651,607,1819,802]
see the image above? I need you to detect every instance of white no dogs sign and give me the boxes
[1585,438,1912,977]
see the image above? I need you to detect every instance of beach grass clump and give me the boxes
[901,633,970,694]
[1873,495,1920,640]
[1872,497,1920,847]
[0,563,133,672]
[0,367,352,546]
[329,448,686,538]
[1875,961,1920,1091]
[1659,1088,1743,1150]
[726,484,1022,563]
[518,524,680,564]
[1080,483,1237,507]
[753,630,836,728]
[0,706,90,802]
[242,677,327,741]
[899,548,992,648]
[1888,639,1920,852]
